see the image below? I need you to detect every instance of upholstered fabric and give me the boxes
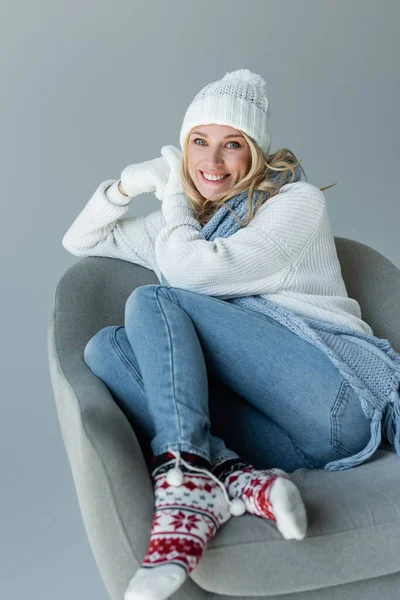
[48,237,400,600]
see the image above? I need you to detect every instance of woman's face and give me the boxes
[187,123,252,200]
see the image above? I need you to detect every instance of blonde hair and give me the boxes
[181,129,336,228]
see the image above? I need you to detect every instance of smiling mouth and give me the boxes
[199,171,230,184]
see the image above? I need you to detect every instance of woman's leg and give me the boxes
[123,283,311,546]
[83,325,310,472]
[123,284,371,471]
[84,325,246,600]
[83,326,240,465]
[84,288,312,600]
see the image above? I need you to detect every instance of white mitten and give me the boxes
[120,155,170,201]
[160,145,184,199]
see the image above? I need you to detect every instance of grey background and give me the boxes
[1,1,399,599]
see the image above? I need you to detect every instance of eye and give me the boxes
[193,138,241,148]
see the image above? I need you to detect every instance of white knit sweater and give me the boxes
[62,178,373,336]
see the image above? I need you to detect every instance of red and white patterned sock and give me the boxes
[212,458,307,540]
[124,451,246,600]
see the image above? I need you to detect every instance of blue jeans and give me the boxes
[83,284,372,472]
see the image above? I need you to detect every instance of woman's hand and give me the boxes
[160,145,184,198]
[120,155,170,201]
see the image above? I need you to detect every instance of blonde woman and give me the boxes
[63,70,399,600]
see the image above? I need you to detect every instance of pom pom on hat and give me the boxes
[222,68,267,90]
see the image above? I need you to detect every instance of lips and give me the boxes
[199,171,230,184]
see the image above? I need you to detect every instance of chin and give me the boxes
[206,192,227,202]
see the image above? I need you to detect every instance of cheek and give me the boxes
[187,151,197,172]
[240,153,252,174]
[231,158,249,173]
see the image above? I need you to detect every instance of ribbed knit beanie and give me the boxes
[179,68,272,158]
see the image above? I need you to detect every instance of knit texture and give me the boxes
[218,464,307,540]
[124,451,233,600]
[62,167,400,470]
[143,453,232,573]
[63,173,373,336]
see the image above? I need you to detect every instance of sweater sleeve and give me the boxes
[154,181,326,299]
[61,179,163,273]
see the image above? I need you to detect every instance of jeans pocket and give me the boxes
[330,380,371,457]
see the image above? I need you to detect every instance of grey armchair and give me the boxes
[48,237,400,600]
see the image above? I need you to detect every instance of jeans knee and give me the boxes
[83,325,117,372]
[125,284,162,317]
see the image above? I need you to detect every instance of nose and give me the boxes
[205,147,224,168]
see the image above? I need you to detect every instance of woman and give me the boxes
[62,69,400,600]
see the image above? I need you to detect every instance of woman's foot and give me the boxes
[212,458,307,540]
[124,450,241,600]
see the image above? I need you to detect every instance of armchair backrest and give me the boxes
[334,236,400,353]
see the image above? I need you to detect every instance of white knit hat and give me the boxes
[179,68,272,158]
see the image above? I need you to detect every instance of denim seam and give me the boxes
[109,326,144,387]
[154,287,184,448]
[158,287,216,421]
[330,380,355,457]
[288,434,318,469]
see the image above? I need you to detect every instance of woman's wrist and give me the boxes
[118,180,128,196]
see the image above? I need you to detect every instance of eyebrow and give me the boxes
[190,131,244,139]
